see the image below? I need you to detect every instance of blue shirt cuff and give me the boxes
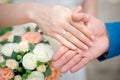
[98,22,120,61]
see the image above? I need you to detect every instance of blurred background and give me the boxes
[0,0,120,80]
[87,0,120,80]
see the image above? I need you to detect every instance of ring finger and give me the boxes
[61,29,89,50]
[65,23,93,47]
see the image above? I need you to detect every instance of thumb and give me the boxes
[72,13,89,23]
[74,6,83,13]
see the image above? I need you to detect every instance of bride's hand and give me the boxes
[28,3,94,50]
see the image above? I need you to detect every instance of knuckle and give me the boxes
[72,58,79,63]
[64,53,72,61]
[85,38,91,43]
[74,39,81,45]
[79,43,85,49]
[66,33,72,39]
[78,33,87,42]
[75,30,81,35]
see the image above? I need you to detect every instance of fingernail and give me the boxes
[83,45,88,50]
[71,45,77,50]
[91,35,95,40]
[61,68,67,73]
[89,42,93,47]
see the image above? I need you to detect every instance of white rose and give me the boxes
[6,59,19,69]
[12,26,25,36]
[1,43,19,57]
[37,65,46,73]
[44,36,61,51]
[27,71,44,80]
[14,75,22,80]
[22,53,37,70]
[18,41,29,52]
[33,43,54,62]
[0,56,5,63]
[8,35,14,42]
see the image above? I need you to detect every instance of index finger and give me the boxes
[72,13,89,23]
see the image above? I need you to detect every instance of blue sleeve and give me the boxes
[98,22,120,61]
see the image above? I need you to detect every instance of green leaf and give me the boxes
[26,27,31,32]
[29,43,35,52]
[2,51,18,60]
[8,78,14,80]
[44,67,51,77]
[0,62,6,68]
[37,61,43,66]
[0,27,12,36]
[44,41,50,45]
[45,62,50,68]
[13,36,21,43]
[40,41,49,45]
[40,32,44,34]
[0,39,9,45]
[35,26,39,32]
[11,51,18,59]
[2,54,11,60]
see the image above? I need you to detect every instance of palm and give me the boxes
[71,16,109,72]
[82,16,109,60]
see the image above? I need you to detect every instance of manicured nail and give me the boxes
[71,45,77,50]
[61,68,66,73]
[83,45,88,50]
[91,35,95,40]
[89,42,93,47]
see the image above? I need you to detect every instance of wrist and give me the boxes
[104,24,109,53]
[24,3,52,24]
[20,3,38,23]
[16,3,34,23]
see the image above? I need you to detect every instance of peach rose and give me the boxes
[0,68,14,80]
[0,32,11,42]
[22,32,43,44]
[45,65,60,80]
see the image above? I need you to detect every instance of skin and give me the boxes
[0,3,95,50]
[52,12,109,73]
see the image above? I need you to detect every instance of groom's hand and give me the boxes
[52,13,109,73]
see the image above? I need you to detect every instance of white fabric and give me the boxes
[13,0,86,80]
[14,0,83,9]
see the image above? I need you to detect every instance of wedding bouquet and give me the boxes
[0,23,60,80]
